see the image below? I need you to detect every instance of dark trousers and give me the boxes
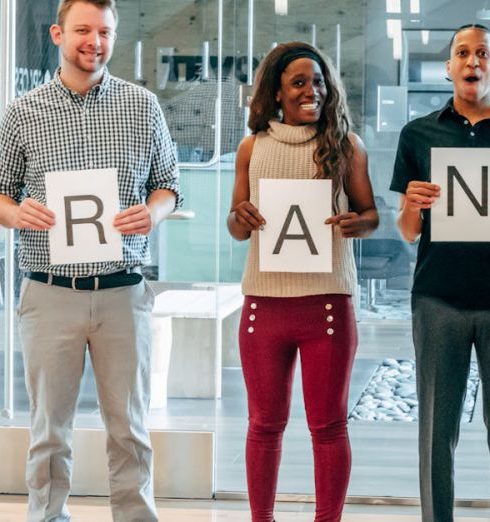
[412,294,490,522]
[239,294,357,522]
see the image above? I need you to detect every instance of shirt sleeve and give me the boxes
[147,95,183,209]
[0,103,26,202]
[390,124,417,195]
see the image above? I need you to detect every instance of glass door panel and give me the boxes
[110,1,225,433]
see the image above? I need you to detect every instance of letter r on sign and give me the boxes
[64,195,108,246]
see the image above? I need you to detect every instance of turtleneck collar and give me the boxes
[267,119,318,144]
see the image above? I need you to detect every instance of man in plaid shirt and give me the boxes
[0,1,181,520]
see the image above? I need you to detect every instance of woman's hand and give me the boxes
[231,201,266,232]
[326,210,377,238]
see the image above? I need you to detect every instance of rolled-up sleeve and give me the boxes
[147,95,183,209]
[0,103,26,202]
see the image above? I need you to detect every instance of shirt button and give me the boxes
[464,119,469,125]
[470,131,475,136]
[250,303,257,310]
[248,326,254,334]
[249,314,256,321]
[326,315,334,322]
[325,303,333,310]
[327,328,334,335]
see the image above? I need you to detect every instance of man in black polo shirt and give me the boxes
[391,24,490,522]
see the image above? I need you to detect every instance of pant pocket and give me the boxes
[17,278,32,317]
[143,278,156,307]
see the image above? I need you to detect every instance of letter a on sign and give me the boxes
[272,205,319,255]
[259,179,332,272]
[45,168,123,264]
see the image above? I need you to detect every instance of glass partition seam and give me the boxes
[213,0,224,494]
[247,0,254,85]
[243,0,254,137]
[0,0,17,420]
[336,23,341,73]
[213,0,223,285]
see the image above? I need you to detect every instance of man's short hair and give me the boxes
[449,23,490,53]
[57,0,118,27]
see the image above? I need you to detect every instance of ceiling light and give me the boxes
[386,18,400,39]
[386,0,401,13]
[393,33,402,60]
[410,0,420,14]
[387,19,402,60]
[421,30,430,45]
[275,0,288,16]
[134,41,143,81]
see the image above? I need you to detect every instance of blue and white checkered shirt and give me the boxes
[0,68,182,277]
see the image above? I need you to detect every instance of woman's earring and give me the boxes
[277,107,283,121]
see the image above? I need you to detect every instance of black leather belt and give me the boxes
[26,270,143,291]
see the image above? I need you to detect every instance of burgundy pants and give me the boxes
[239,294,357,522]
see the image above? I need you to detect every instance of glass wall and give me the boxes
[2,0,490,503]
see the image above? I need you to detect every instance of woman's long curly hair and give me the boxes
[248,42,353,211]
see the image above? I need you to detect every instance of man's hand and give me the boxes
[326,212,373,238]
[404,181,440,211]
[113,204,153,235]
[11,198,55,230]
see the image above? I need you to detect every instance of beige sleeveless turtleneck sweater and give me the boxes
[241,120,357,297]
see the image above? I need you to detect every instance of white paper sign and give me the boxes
[431,148,490,242]
[45,168,123,264]
[259,179,332,272]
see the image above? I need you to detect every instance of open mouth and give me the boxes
[464,75,480,83]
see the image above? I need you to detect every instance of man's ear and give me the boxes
[445,59,452,81]
[50,24,62,46]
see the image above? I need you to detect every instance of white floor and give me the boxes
[1,496,490,521]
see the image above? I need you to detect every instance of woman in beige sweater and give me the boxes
[227,42,378,522]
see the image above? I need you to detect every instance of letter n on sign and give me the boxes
[259,179,332,272]
[431,148,490,242]
[45,168,123,264]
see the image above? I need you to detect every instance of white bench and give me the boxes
[150,284,243,405]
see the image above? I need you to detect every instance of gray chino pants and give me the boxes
[18,277,158,522]
[412,294,490,522]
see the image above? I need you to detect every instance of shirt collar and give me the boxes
[53,67,111,100]
[437,97,457,120]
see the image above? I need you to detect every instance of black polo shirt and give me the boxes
[390,98,490,309]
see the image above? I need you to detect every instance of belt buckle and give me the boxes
[71,276,100,291]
